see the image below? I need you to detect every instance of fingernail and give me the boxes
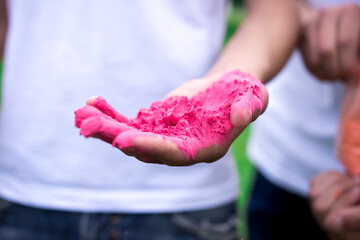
[86,96,99,105]
[230,106,252,129]
[239,108,252,121]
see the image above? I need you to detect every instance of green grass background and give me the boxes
[0,3,253,238]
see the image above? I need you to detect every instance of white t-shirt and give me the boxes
[248,0,360,197]
[0,0,239,212]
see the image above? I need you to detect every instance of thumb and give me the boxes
[230,84,268,129]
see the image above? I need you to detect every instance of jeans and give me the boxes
[0,198,238,240]
[247,171,329,240]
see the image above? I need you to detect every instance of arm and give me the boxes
[208,0,299,83]
[77,0,300,165]
[168,0,299,130]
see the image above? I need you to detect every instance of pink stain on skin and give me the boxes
[74,70,264,160]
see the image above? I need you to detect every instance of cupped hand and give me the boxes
[298,3,360,81]
[74,70,268,166]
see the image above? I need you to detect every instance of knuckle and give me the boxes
[320,7,338,20]
[343,3,359,12]
[338,34,352,49]
[302,15,319,30]
[321,7,334,16]
[303,56,319,71]
[342,4,360,18]
[318,42,333,57]
[323,217,336,233]
[312,201,327,217]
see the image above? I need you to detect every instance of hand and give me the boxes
[298,3,360,81]
[74,70,268,166]
[309,171,360,240]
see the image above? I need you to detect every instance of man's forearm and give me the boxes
[208,0,299,83]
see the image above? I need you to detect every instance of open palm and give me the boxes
[74,70,268,166]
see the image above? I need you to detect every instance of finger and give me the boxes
[309,171,348,200]
[256,84,269,115]
[300,10,321,76]
[311,182,355,223]
[116,131,233,165]
[341,207,360,232]
[113,131,188,166]
[311,174,354,204]
[318,8,341,79]
[230,82,267,129]
[338,5,360,79]
[74,105,104,128]
[75,104,133,142]
[309,172,355,222]
[326,206,360,233]
[331,185,360,212]
[79,115,133,144]
[195,141,232,164]
[120,146,164,164]
[86,96,130,124]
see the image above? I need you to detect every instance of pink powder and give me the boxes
[75,70,264,160]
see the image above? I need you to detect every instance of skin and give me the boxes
[83,0,300,166]
[298,2,360,81]
[0,0,299,166]
[80,72,264,166]
[309,171,360,240]
[0,1,298,166]
[299,2,360,238]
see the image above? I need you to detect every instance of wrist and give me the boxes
[206,65,266,84]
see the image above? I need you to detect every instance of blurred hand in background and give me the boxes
[298,3,360,81]
[309,171,360,240]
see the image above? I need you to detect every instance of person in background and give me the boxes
[0,0,298,239]
[247,1,360,240]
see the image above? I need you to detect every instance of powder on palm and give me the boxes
[75,70,264,159]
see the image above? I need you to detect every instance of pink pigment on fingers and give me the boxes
[75,70,265,160]
[91,96,130,123]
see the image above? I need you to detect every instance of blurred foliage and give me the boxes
[234,0,244,7]
[225,3,254,239]
[225,5,245,44]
